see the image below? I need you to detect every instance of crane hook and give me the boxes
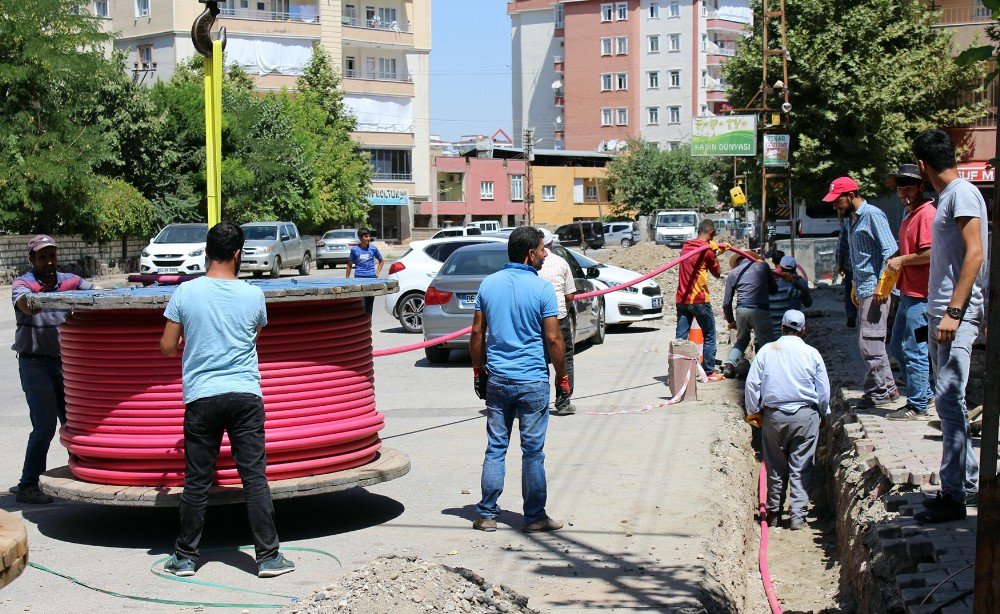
[192,1,227,58]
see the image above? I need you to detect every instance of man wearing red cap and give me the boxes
[824,177,899,407]
[12,235,97,504]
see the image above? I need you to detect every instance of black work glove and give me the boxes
[474,367,488,400]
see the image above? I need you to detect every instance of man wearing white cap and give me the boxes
[12,235,97,504]
[537,228,578,415]
[744,310,830,530]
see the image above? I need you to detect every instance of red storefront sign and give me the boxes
[958,162,995,183]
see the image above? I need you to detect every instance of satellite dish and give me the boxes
[616,141,627,151]
[551,79,563,90]
[555,116,563,124]
[596,139,606,152]
[607,139,618,151]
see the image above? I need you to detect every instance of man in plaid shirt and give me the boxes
[824,176,899,406]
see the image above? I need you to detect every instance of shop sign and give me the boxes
[691,115,757,156]
[367,188,410,206]
[957,163,995,183]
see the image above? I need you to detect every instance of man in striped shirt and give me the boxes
[824,177,899,407]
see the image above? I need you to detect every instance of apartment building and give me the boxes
[102,0,430,242]
[509,0,750,151]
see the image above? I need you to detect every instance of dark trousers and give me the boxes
[175,393,279,563]
[18,355,66,488]
[356,275,376,314]
[554,315,575,409]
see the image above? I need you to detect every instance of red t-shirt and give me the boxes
[675,239,720,304]
[896,199,934,298]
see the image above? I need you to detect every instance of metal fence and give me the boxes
[341,16,411,32]
[344,68,412,83]
[934,3,993,24]
[220,7,320,23]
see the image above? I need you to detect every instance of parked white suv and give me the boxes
[604,222,638,247]
[140,223,208,275]
[385,235,506,332]
[430,227,483,240]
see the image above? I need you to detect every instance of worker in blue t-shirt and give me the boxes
[345,228,383,314]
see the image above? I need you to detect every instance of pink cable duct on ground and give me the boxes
[758,463,784,614]
[59,300,384,486]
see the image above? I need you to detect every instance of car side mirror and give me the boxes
[587,266,601,279]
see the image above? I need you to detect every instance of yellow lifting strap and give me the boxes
[204,39,223,227]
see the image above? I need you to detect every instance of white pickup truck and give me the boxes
[240,222,317,278]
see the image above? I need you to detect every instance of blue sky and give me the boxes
[429,0,512,141]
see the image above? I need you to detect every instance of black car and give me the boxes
[555,221,605,249]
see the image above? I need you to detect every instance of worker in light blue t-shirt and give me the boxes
[345,227,383,315]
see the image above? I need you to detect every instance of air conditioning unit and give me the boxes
[447,174,461,183]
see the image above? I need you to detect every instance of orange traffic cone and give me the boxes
[689,320,705,364]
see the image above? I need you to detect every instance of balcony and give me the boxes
[705,10,750,34]
[220,5,319,23]
[703,41,737,65]
[934,3,994,26]
[341,15,415,47]
[373,172,413,182]
[219,5,320,36]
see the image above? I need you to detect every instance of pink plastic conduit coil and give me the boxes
[59,300,384,486]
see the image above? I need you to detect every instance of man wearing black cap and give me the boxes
[12,235,97,504]
[884,164,933,421]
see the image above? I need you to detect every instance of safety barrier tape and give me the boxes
[587,354,708,416]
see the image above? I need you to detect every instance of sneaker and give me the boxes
[706,372,725,383]
[15,484,53,505]
[553,403,576,416]
[523,516,563,533]
[886,406,929,421]
[847,317,857,329]
[915,493,966,523]
[472,517,497,532]
[163,554,196,577]
[857,392,900,408]
[722,364,736,379]
[257,553,295,578]
[789,518,807,531]
[763,510,782,527]
[924,491,978,508]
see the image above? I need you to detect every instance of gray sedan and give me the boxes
[421,242,606,363]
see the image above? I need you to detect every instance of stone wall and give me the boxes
[0,235,146,284]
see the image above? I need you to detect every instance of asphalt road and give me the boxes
[0,266,740,613]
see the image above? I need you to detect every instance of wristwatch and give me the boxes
[946,306,963,320]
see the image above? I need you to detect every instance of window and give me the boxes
[668,106,681,124]
[364,148,413,180]
[647,35,660,53]
[601,37,613,56]
[344,56,356,77]
[554,3,565,28]
[649,2,659,18]
[701,69,709,87]
[480,181,494,200]
[616,107,629,125]
[601,108,613,126]
[616,2,628,20]
[510,175,525,201]
[701,104,710,115]
[616,72,628,90]
[647,106,660,125]
[542,185,557,201]
[585,185,599,201]
[601,3,613,21]
[647,71,659,88]
[669,0,680,17]
[135,0,150,17]
[616,36,628,55]
[94,0,108,17]
[378,7,397,24]
[137,45,153,69]
[668,33,681,52]
[601,73,613,91]
[669,70,681,88]
[668,140,681,150]
[378,57,398,80]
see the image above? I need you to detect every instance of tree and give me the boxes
[0,0,114,233]
[723,0,984,202]
[605,140,723,217]
[79,178,156,243]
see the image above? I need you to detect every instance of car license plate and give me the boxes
[460,293,477,306]
[652,297,663,308]
[158,267,178,274]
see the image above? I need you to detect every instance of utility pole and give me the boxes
[974,98,1000,612]
[758,0,790,253]
[522,127,535,225]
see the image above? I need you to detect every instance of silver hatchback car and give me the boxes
[421,242,606,363]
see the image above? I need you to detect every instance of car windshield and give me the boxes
[567,249,603,268]
[323,230,357,239]
[154,225,207,244]
[441,250,508,276]
[242,225,278,241]
[657,214,696,227]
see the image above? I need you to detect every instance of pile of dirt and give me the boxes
[279,555,537,614]
[593,242,734,305]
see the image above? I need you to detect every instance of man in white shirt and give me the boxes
[744,310,830,531]
[538,228,578,415]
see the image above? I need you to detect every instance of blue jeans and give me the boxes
[675,303,718,373]
[18,355,66,488]
[888,296,930,412]
[726,307,774,366]
[928,316,979,501]
[477,377,550,523]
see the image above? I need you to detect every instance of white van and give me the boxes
[466,220,501,234]
[652,210,700,248]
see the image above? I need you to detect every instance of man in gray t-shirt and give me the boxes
[911,129,986,524]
